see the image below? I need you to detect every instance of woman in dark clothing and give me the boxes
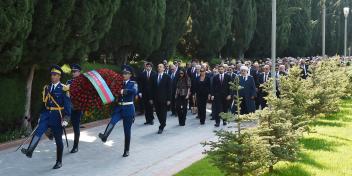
[175,69,191,126]
[194,68,211,125]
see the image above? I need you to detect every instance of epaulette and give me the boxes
[60,83,70,92]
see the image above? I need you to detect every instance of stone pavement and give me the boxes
[0,110,235,176]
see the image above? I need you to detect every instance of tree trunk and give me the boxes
[22,64,37,133]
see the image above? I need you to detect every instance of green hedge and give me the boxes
[0,73,26,133]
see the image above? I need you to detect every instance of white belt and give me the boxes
[118,102,134,106]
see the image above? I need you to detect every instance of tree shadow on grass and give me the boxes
[263,165,310,176]
[300,137,341,151]
[297,152,326,169]
[311,120,346,127]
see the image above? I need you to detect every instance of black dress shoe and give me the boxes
[123,151,129,157]
[214,123,220,127]
[223,121,227,126]
[200,122,205,125]
[98,133,107,143]
[21,148,33,158]
[150,121,154,125]
[52,161,62,169]
[144,122,149,125]
[157,129,163,134]
[70,147,78,153]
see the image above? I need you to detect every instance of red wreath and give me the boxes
[70,69,123,111]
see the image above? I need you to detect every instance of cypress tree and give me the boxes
[101,0,166,63]
[222,0,257,59]
[149,0,191,62]
[190,0,233,59]
[0,0,34,73]
[286,0,312,56]
[63,0,121,62]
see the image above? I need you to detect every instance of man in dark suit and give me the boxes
[151,64,172,134]
[300,59,309,79]
[258,65,271,109]
[238,66,257,114]
[211,65,232,127]
[138,62,156,125]
[169,64,178,116]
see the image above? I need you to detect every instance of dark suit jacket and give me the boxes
[258,72,271,97]
[152,73,172,102]
[138,70,156,100]
[300,64,309,79]
[211,73,231,99]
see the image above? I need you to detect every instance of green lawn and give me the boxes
[176,99,352,176]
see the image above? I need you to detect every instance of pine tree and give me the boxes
[254,79,299,172]
[204,77,269,176]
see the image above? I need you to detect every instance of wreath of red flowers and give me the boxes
[70,69,123,111]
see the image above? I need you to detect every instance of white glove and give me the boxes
[62,120,68,127]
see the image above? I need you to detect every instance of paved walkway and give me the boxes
[0,110,234,176]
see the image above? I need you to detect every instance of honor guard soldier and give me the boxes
[99,65,137,157]
[21,65,71,169]
[66,64,83,153]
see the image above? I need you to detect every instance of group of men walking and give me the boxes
[19,56,311,169]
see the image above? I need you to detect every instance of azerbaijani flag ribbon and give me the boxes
[83,70,115,104]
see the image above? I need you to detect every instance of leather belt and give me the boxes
[47,107,64,111]
[118,102,133,106]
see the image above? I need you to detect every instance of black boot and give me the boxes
[21,135,40,158]
[123,137,130,157]
[99,123,115,143]
[53,147,63,169]
[70,134,79,153]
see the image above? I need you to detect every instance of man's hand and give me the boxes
[120,89,124,95]
[185,95,189,99]
[139,93,142,98]
[211,96,214,101]
[149,100,153,105]
[167,101,171,106]
[226,95,232,100]
[251,96,255,100]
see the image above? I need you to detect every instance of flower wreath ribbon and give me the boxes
[83,70,115,104]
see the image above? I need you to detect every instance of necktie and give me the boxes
[158,74,161,84]
[147,71,150,79]
[220,75,223,84]
[264,74,267,82]
[50,84,55,93]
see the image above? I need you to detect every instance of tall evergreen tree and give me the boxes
[0,0,34,73]
[222,0,257,59]
[246,0,292,58]
[286,0,312,56]
[190,0,233,59]
[148,0,191,62]
[101,0,166,63]
[63,0,121,62]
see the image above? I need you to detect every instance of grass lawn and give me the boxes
[176,99,352,176]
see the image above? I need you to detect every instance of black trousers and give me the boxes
[212,96,229,124]
[197,95,207,124]
[170,92,176,114]
[176,96,188,125]
[155,100,168,130]
[143,98,154,123]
